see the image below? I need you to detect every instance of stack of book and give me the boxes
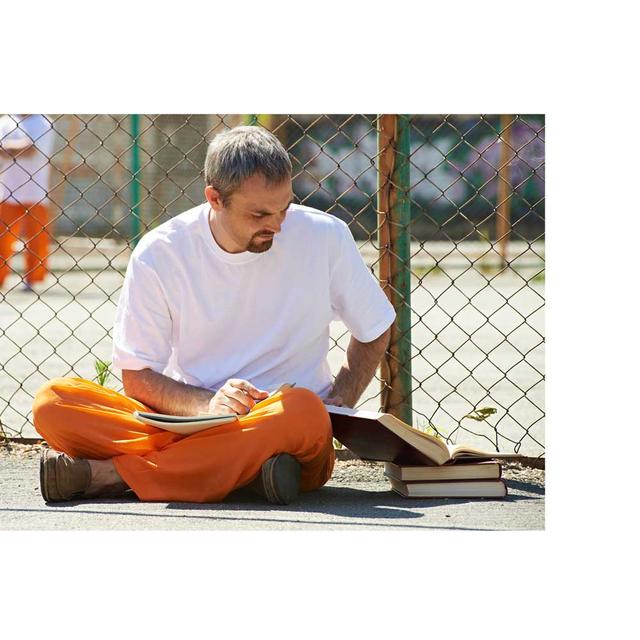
[328,404,520,499]
[383,460,507,498]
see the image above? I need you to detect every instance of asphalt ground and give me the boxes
[0,445,544,531]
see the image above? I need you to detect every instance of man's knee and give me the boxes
[280,387,332,440]
[32,377,72,437]
[33,376,70,406]
[282,387,330,422]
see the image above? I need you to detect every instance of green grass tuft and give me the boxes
[94,359,112,387]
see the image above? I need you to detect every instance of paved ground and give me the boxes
[0,445,544,531]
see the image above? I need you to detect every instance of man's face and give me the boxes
[206,173,294,254]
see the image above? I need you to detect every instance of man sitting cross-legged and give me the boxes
[33,125,395,505]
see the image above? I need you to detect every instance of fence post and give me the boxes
[377,114,413,424]
[130,114,142,247]
[497,114,513,266]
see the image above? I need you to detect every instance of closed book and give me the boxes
[387,476,508,498]
[384,461,502,482]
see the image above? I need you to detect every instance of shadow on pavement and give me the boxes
[216,484,540,514]
[506,480,545,496]
[0,483,541,530]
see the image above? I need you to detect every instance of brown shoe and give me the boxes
[40,448,92,502]
[249,453,301,505]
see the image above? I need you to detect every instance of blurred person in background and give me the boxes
[0,114,55,291]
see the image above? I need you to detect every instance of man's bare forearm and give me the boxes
[0,141,36,157]
[329,328,391,408]
[122,368,214,416]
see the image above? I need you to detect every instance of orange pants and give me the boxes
[32,378,335,503]
[0,202,51,287]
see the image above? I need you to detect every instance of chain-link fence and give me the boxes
[0,114,544,458]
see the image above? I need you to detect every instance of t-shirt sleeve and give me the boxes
[111,253,173,373]
[329,220,396,342]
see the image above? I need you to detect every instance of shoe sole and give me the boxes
[40,447,91,502]
[40,448,56,502]
[263,453,301,505]
[39,448,47,501]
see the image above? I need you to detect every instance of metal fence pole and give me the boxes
[377,114,413,424]
[130,114,142,246]
[497,114,513,266]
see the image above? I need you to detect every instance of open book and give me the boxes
[133,383,295,435]
[328,405,521,466]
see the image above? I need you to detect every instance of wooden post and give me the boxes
[497,114,514,267]
[377,114,413,424]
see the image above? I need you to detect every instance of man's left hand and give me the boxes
[323,395,344,407]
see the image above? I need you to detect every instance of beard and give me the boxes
[247,233,274,253]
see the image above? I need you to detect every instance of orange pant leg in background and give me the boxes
[22,203,51,284]
[0,202,23,287]
[0,202,51,286]
[33,378,335,503]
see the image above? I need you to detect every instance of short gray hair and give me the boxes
[204,126,292,203]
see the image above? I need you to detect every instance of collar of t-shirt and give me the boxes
[201,205,271,265]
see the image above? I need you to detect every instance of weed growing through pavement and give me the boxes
[94,359,112,387]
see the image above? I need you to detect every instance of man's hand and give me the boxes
[208,379,269,415]
[323,395,344,407]
[0,140,35,157]
[122,369,267,417]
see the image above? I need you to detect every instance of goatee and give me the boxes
[247,237,274,253]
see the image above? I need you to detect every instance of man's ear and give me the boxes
[204,185,223,210]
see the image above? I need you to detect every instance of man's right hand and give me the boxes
[208,379,269,416]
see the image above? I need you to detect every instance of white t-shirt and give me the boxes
[112,203,396,399]
[0,114,55,205]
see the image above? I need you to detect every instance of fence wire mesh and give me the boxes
[0,114,544,457]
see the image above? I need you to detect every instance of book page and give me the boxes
[325,405,382,419]
[135,411,235,423]
[133,412,237,435]
[447,443,522,459]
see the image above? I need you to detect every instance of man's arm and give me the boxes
[326,327,391,408]
[123,368,268,416]
[0,139,36,158]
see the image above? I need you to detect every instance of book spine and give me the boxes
[384,463,502,482]
[388,478,508,498]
